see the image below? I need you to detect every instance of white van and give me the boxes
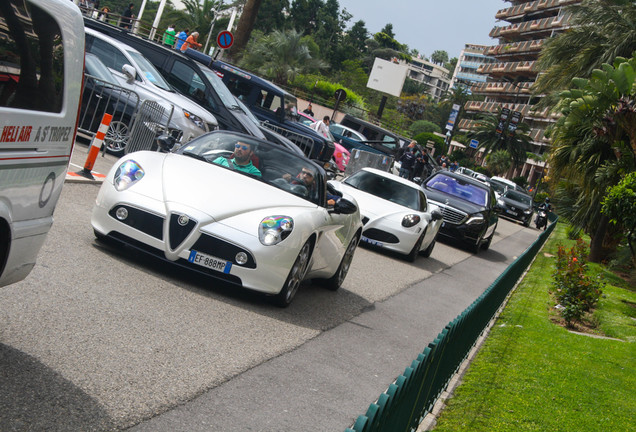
[84,28,218,145]
[0,0,84,286]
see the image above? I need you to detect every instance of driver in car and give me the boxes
[283,167,338,206]
[213,141,262,177]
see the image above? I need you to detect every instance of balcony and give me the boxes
[470,81,533,97]
[463,101,560,122]
[495,0,580,21]
[485,40,544,59]
[477,60,538,78]
[489,13,572,40]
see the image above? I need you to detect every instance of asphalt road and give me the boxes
[0,144,540,431]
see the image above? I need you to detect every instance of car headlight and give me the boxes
[466,214,485,225]
[524,208,533,214]
[183,109,206,130]
[402,214,421,227]
[497,199,505,206]
[113,160,144,191]
[259,216,294,245]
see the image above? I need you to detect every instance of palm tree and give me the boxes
[468,109,532,169]
[238,29,327,85]
[534,0,636,106]
[179,0,229,48]
[548,54,636,261]
[486,150,512,176]
[230,0,263,59]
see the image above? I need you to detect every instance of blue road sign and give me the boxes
[469,139,479,149]
[217,31,234,49]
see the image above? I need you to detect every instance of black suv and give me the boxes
[209,60,334,163]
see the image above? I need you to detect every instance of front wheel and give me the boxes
[273,241,312,307]
[420,238,436,258]
[322,234,359,291]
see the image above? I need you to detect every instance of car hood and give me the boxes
[338,183,420,220]
[125,152,315,223]
[499,196,532,210]
[423,187,488,214]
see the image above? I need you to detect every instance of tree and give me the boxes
[431,50,448,66]
[238,29,326,84]
[534,0,636,106]
[549,54,636,262]
[445,57,458,74]
[602,172,636,264]
[229,0,263,59]
[468,109,532,168]
[486,150,512,176]
[380,23,395,39]
[254,0,291,33]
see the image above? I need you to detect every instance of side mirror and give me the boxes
[156,134,176,152]
[332,198,357,215]
[431,209,443,221]
[122,64,136,83]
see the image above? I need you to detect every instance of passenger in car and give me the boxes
[213,141,262,177]
[283,166,338,205]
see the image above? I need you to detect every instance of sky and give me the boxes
[337,0,505,59]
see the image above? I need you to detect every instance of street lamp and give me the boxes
[204,8,219,55]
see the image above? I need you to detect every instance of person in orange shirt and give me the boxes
[180,31,202,52]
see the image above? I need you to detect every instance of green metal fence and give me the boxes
[346,216,558,432]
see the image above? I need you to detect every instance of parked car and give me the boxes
[91,130,363,307]
[331,168,443,261]
[496,188,534,227]
[339,114,401,156]
[329,122,389,158]
[83,17,266,139]
[298,112,350,171]
[80,53,182,156]
[84,28,217,148]
[421,171,499,253]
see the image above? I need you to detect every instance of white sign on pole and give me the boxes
[366,58,408,97]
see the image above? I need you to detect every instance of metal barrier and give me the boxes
[346,215,558,432]
[344,149,394,176]
[78,74,140,154]
[260,121,315,158]
[125,100,174,154]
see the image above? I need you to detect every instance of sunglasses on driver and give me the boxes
[235,143,250,151]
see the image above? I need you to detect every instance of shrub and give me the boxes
[551,239,604,327]
[409,120,441,136]
[414,132,445,155]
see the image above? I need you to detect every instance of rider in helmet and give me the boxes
[539,197,552,211]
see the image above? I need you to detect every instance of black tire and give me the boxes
[406,232,426,262]
[481,224,497,251]
[273,240,312,307]
[421,238,436,258]
[104,120,130,157]
[322,234,359,291]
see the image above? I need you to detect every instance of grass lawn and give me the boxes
[432,223,636,432]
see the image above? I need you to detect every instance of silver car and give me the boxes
[85,28,217,144]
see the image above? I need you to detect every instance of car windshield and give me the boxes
[504,190,532,205]
[344,170,420,210]
[175,132,324,205]
[489,180,507,194]
[426,173,488,207]
[128,51,172,91]
[85,53,117,82]
[201,67,241,110]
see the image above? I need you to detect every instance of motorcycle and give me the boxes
[535,207,548,230]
